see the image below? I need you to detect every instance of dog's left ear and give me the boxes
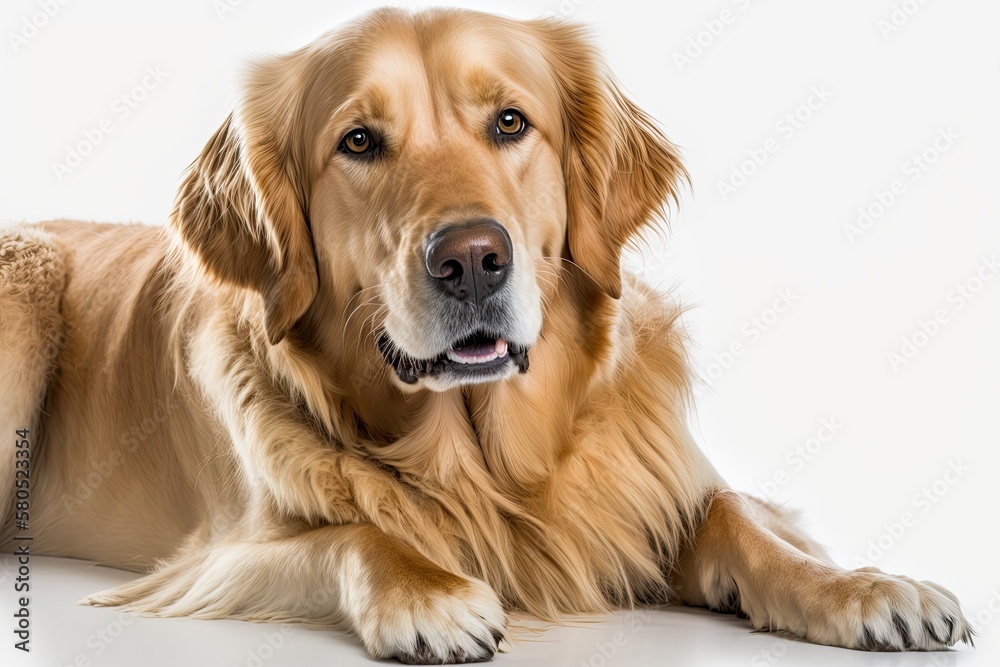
[539,22,687,298]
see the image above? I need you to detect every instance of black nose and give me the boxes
[425,220,513,305]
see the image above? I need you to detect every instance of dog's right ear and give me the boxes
[169,57,318,345]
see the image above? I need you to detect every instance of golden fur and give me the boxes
[0,8,971,663]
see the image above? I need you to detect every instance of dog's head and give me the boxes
[170,8,684,392]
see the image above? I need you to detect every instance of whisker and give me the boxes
[342,284,387,338]
[539,255,615,292]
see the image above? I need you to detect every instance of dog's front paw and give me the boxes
[351,563,505,664]
[804,567,973,651]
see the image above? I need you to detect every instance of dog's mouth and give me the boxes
[377,330,530,385]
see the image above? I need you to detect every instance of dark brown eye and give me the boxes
[341,128,373,155]
[496,109,527,138]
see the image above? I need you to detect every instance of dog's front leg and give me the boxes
[88,523,505,664]
[671,490,972,650]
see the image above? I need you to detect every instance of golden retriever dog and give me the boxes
[0,7,972,663]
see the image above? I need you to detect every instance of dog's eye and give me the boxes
[340,128,374,156]
[495,109,527,140]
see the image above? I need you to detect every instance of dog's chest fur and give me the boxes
[331,307,718,615]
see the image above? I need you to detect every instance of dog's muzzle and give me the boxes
[377,219,531,385]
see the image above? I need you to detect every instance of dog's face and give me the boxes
[308,12,568,390]
[170,8,684,392]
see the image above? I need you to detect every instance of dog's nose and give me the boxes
[425,220,512,304]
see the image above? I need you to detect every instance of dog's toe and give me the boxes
[394,629,498,665]
[835,571,973,651]
[356,573,505,664]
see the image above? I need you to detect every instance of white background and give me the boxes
[2,0,999,665]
